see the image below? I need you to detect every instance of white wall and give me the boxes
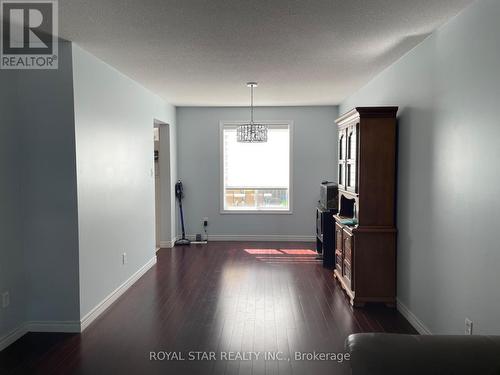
[21,41,81,324]
[72,45,177,318]
[1,41,81,347]
[341,0,500,334]
[177,106,338,240]
[157,123,172,246]
[1,41,178,349]
[0,70,26,343]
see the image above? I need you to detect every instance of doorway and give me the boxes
[154,121,171,249]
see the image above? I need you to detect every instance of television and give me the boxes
[319,181,338,210]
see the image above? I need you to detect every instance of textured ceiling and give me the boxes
[59,0,474,106]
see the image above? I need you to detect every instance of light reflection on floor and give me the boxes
[244,248,321,264]
[280,249,317,255]
[244,249,283,255]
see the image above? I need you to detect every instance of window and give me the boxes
[220,122,292,213]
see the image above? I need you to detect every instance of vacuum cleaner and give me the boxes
[174,180,191,246]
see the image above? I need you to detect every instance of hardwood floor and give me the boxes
[0,242,416,374]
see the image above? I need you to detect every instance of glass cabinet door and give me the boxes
[346,124,358,193]
[339,132,346,161]
[347,124,358,161]
[346,162,357,192]
[338,163,345,189]
[338,129,347,190]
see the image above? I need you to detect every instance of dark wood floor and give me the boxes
[0,242,416,375]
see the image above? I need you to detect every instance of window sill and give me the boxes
[220,209,293,215]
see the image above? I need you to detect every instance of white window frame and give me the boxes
[219,120,294,214]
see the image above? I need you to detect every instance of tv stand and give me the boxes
[316,205,337,268]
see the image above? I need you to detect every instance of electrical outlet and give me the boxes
[465,318,473,335]
[122,253,127,265]
[2,292,10,308]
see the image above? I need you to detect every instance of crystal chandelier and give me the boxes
[237,82,268,143]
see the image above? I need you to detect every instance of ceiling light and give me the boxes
[237,82,268,143]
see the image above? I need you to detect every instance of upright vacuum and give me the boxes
[174,180,191,246]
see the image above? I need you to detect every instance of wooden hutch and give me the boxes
[333,107,398,307]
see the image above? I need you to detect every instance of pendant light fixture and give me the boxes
[237,82,268,143]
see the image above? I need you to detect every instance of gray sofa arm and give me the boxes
[346,333,500,375]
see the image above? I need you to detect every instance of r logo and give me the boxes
[1,0,58,69]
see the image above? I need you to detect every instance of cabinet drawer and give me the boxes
[335,223,343,253]
[343,230,353,263]
[335,251,343,273]
[343,260,352,289]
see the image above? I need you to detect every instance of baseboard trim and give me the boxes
[80,255,157,331]
[0,325,27,352]
[185,234,316,242]
[1,257,157,352]
[396,298,432,335]
[0,320,80,352]
[26,321,81,333]
[159,239,176,248]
